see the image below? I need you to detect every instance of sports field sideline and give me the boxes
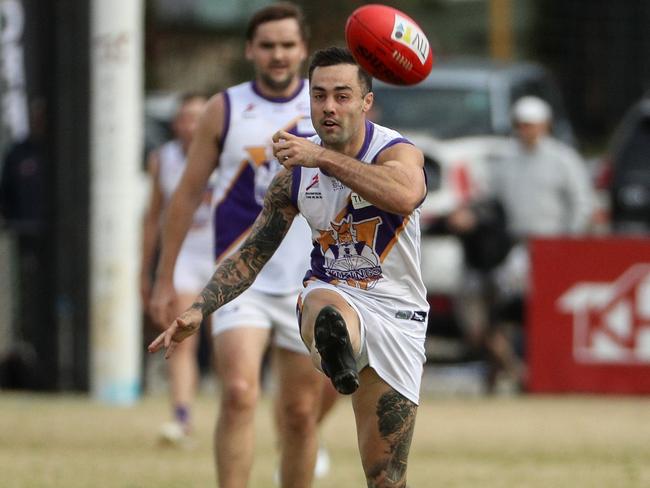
[1,391,649,487]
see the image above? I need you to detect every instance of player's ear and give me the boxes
[362,92,374,113]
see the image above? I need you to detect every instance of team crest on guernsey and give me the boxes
[319,214,383,289]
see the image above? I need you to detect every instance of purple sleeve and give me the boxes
[371,137,413,163]
[291,166,302,208]
[218,91,231,153]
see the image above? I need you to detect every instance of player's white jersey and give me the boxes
[214,80,315,294]
[292,120,429,314]
[158,139,213,256]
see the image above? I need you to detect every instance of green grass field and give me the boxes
[2,391,650,487]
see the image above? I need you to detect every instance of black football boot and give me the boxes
[314,305,359,394]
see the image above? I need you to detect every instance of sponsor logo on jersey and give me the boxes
[331,178,345,191]
[305,173,322,199]
[395,310,428,322]
[351,192,371,209]
[306,173,319,190]
[243,103,256,118]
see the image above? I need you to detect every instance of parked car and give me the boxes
[371,58,575,289]
[371,57,575,145]
[595,96,650,233]
[370,58,576,354]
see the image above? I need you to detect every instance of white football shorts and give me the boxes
[211,287,308,355]
[173,248,215,294]
[298,280,427,405]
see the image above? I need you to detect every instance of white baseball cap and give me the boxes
[512,96,552,124]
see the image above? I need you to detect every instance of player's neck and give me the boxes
[324,119,368,158]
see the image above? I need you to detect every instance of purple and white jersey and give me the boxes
[213,80,314,294]
[291,120,428,312]
[158,139,214,257]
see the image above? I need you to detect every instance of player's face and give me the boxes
[515,120,549,148]
[309,64,373,151]
[246,18,307,94]
[173,97,206,148]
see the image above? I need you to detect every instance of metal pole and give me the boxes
[89,0,143,404]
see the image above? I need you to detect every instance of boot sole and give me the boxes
[314,306,359,395]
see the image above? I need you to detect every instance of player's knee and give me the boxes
[220,377,259,413]
[280,398,318,435]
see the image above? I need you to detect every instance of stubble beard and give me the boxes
[318,129,347,152]
[258,71,296,93]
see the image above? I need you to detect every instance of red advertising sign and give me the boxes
[528,237,650,394]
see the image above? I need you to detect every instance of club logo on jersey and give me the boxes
[391,14,430,65]
[319,214,383,289]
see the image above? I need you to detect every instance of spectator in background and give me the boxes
[0,98,52,389]
[448,96,593,392]
[140,93,210,445]
[0,99,48,230]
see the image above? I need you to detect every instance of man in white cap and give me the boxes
[511,96,552,148]
[497,95,592,238]
[485,96,592,389]
[445,95,593,393]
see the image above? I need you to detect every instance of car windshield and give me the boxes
[371,87,492,138]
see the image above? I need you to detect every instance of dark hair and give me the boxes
[246,2,309,42]
[308,46,372,94]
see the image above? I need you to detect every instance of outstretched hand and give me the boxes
[147,307,203,359]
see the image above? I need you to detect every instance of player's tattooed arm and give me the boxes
[191,169,298,317]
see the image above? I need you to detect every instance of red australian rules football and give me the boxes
[345,4,434,85]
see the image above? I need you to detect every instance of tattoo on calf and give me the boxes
[367,390,417,488]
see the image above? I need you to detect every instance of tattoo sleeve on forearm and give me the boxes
[191,169,297,316]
